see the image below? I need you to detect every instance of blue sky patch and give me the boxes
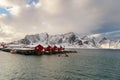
[28,0,39,5]
[0,6,10,15]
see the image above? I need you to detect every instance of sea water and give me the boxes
[0,49,120,80]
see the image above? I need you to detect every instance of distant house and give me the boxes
[0,42,7,48]
[52,45,58,51]
[35,45,44,51]
[28,44,60,51]
[44,45,52,51]
[27,44,44,51]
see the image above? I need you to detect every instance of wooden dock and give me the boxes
[0,48,77,55]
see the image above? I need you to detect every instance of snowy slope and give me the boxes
[10,31,120,49]
[83,31,120,49]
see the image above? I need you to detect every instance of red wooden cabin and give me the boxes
[52,45,58,51]
[44,45,52,51]
[42,45,65,51]
[35,44,44,51]
[1,42,7,48]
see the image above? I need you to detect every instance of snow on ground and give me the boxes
[5,31,120,49]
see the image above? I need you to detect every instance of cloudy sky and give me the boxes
[0,0,120,42]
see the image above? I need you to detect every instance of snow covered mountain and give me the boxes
[84,31,120,49]
[10,31,120,49]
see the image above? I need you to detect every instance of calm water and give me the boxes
[0,49,120,80]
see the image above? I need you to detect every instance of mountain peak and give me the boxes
[9,31,120,49]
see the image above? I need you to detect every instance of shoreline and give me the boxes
[66,48,120,50]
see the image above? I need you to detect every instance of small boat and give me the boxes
[65,54,69,57]
[10,49,17,54]
[58,54,61,57]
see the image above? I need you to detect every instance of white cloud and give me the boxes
[0,14,7,18]
[0,0,9,6]
[0,0,120,42]
[0,24,24,42]
[8,6,20,16]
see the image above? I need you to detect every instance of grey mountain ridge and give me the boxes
[10,32,120,48]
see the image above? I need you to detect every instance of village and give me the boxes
[0,42,77,55]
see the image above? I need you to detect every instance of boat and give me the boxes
[10,49,17,54]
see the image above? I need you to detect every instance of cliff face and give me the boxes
[10,31,120,49]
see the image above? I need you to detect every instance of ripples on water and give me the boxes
[0,49,120,80]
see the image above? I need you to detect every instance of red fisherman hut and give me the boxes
[35,44,44,51]
[44,45,52,51]
[1,42,7,48]
[52,45,58,51]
